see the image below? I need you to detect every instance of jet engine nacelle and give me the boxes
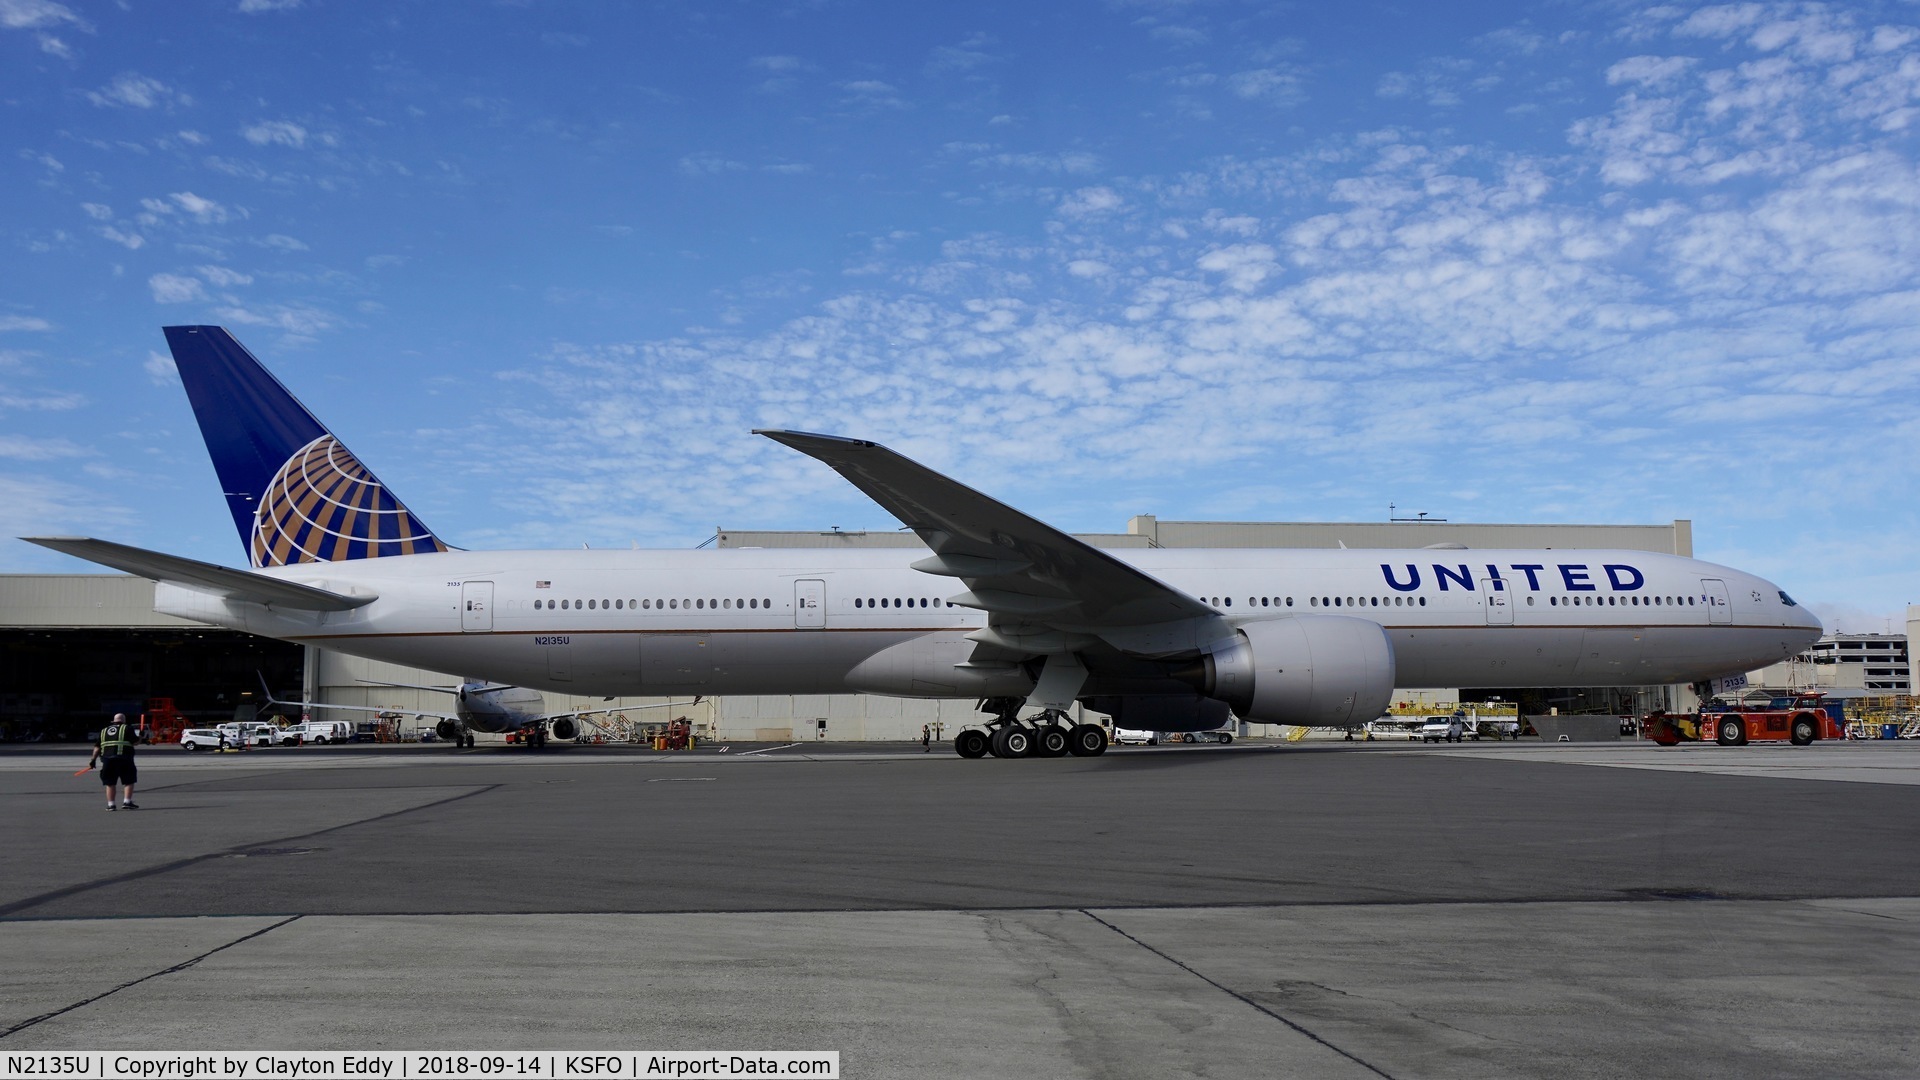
[435,718,460,741]
[549,716,579,742]
[1201,615,1395,727]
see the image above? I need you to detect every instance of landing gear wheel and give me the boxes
[1790,717,1817,746]
[1066,723,1108,757]
[1717,717,1745,746]
[464,734,476,748]
[1034,725,1070,757]
[954,730,989,758]
[990,726,1033,758]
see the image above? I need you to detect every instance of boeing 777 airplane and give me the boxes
[26,326,1824,758]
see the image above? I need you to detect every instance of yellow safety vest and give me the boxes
[99,723,135,757]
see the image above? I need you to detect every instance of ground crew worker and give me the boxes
[90,712,140,810]
[921,724,931,752]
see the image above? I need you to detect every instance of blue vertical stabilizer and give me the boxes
[163,326,448,567]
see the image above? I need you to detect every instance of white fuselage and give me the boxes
[155,547,1823,697]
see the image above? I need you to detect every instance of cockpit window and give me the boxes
[1778,591,1797,607]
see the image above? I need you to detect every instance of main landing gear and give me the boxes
[953,703,1108,759]
[436,719,477,748]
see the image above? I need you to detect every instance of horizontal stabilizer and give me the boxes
[22,537,376,612]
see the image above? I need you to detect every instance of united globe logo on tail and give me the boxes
[251,435,448,566]
[163,325,451,568]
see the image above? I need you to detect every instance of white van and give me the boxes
[281,720,352,745]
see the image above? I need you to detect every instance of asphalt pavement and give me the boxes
[3,739,1917,1078]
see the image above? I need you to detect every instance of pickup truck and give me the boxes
[215,721,277,748]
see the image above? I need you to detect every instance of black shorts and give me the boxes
[100,756,137,786]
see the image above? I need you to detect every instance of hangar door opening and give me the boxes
[795,579,825,629]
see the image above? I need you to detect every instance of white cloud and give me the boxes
[0,315,52,331]
[0,0,83,30]
[0,434,87,460]
[679,152,746,176]
[168,192,229,223]
[1607,55,1696,87]
[85,72,188,109]
[1058,186,1124,217]
[144,350,178,385]
[196,265,253,287]
[148,273,206,303]
[242,120,308,147]
[1228,67,1304,105]
[37,32,69,57]
[79,202,112,220]
[1195,243,1279,291]
[237,0,301,10]
[212,303,336,335]
[259,233,308,251]
[975,151,1102,174]
[1067,259,1111,278]
[838,80,907,109]
[96,227,143,250]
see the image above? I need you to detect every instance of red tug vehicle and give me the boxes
[1643,691,1846,747]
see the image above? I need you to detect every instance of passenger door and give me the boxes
[795,579,825,629]
[1481,579,1512,625]
[1699,578,1732,625]
[461,581,493,631]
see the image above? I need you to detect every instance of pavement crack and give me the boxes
[1080,909,1399,1080]
[0,915,302,1039]
[0,784,502,918]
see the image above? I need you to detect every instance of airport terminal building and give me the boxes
[9,515,1893,742]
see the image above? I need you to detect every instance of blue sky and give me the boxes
[3,0,1917,633]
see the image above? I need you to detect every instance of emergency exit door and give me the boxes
[461,581,493,631]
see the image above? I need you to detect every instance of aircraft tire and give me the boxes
[990,726,1032,758]
[1066,724,1108,757]
[1034,725,1070,757]
[954,730,989,758]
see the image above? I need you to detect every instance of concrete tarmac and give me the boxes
[3,739,1918,1078]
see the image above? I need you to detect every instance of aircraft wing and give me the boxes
[533,699,700,724]
[22,537,375,612]
[267,699,459,724]
[754,431,1214,635]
